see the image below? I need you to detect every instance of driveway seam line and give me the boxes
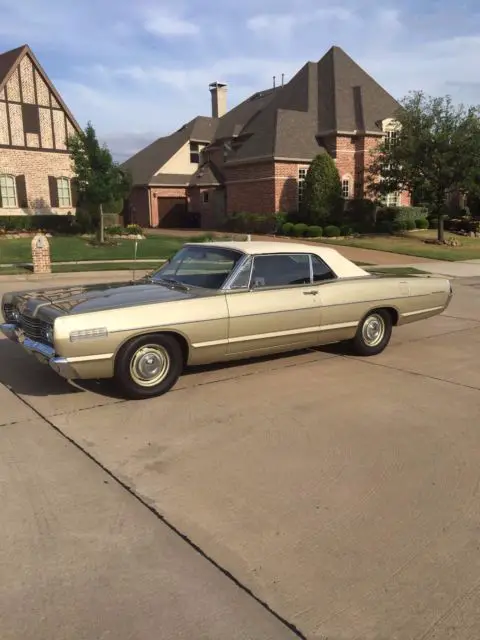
[343,357,480,392]
[4,384,307,640]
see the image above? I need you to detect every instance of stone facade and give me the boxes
[0,47,80,215]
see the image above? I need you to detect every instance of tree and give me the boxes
[300,153,343,225]
[67,122,131,242]
[368,91,480,242]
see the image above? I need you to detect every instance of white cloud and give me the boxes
[247,6,353,38]
[1,0,479,159]
[142,7,199,36]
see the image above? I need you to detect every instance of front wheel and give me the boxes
[351,309,392,356]
[114,334,184,399]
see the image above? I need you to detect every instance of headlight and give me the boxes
[11,308,19,322]
[69,327,108,342]
[44,325,54,344]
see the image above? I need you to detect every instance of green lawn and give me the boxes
[318,230,480,261]
[0,262,163,275]
[0,234,194,265]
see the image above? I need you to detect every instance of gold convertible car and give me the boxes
[1,241,452,399]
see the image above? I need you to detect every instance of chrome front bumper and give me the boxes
[0,322,78,380]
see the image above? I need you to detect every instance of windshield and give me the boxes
[150,245,244,290]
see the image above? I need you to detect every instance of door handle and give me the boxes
[303,290,318,296]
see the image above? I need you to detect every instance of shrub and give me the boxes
[0,214,78,234]
[376,220,393,234]
[415,218,429,229]
[300,153,343,226]
[305,225,323,237]
[392,219,407,232]
[126,223,142,235]
[282,222,294,236]
[225,212,276,234]
[293,223,308,237]
[405,219,416,231]
[428,217,439,229]
[274,211,287,233]
[345,198,376,232]
[324,225,341,237]
[395,206,428,222]
[340,225,354,236]
[105,225,123,236]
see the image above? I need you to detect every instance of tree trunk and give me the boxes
[99,203,105,244]
[437,210,445,243]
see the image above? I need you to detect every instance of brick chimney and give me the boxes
[209,82,227,118]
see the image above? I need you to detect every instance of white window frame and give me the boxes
[297,166,309,206]
[386,191,400,207]
[0,174,18,208]
[57,177,72,207]
[341,176,351,199]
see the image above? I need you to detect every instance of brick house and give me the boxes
[0,44,81,215]
[123,46,410,229]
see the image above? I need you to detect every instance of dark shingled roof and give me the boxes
[122,116,218,186]
[220,46,400,164]
[0,45,25,91]
[123,45,400,184]
[190,161,224,187]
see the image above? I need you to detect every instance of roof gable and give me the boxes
[318,46,400,133]
[122,116,218,185]
[0,44,81,133]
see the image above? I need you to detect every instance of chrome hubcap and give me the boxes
[362,314,385,347]
[130,345,170,387]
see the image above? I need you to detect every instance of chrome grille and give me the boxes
[2,303,14,321]
[19,313,50,343]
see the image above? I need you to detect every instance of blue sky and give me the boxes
[1,0,479,160]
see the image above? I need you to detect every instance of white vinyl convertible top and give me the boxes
[190,240,370,279]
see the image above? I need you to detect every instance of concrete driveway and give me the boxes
[1,274,480,639]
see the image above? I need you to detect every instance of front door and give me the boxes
[225,253,322,356]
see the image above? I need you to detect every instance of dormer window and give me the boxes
[190,142,200,164]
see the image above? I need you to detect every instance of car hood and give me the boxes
[5,279,209,320]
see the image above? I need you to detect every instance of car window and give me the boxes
[251,254,311,288]
[152,246,242,289]
[229,256,253,289]
[311,255,336,282]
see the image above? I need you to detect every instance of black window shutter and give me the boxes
[15,175,28,208]
[48,176,59,207]
[71,178,79,206]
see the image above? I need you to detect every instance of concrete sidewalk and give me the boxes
[403,261,480,278]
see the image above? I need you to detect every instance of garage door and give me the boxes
[157,197,188,228]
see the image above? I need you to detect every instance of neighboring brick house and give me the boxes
[0,44,81,215]
[123,46,410,229]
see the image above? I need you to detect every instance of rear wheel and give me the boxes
[351,309,392,356]
[114,334,184,399]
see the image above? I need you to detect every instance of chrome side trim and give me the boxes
[192,321,358,349]
[401,306,445,318]
[66,353,114,363]
[320,321,358,332]
[228,325,319,344]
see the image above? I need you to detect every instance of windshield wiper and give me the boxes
[156,277,190,291]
